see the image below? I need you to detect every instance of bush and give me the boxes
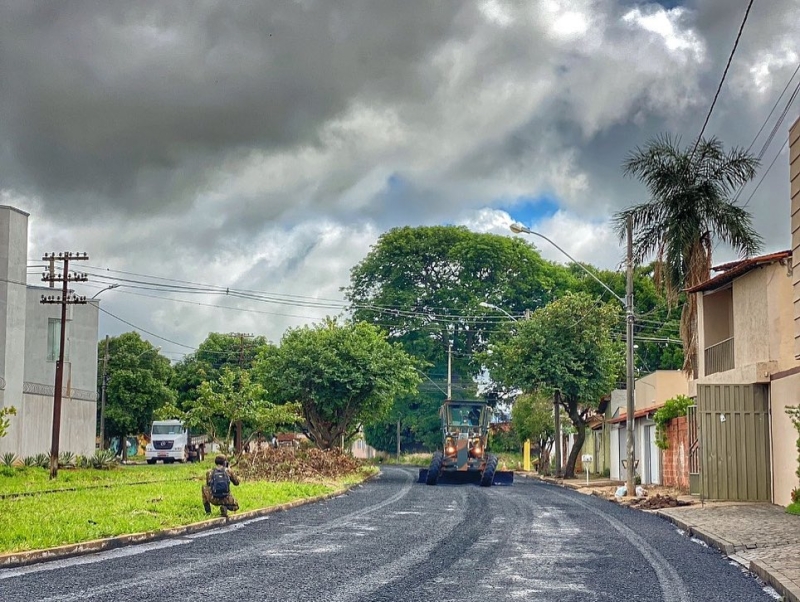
[653,395,693,450]
[792,487,800,505]
[0,452,18,467]
[22,456,38,467]
[91,449,117,469]
[58,451,76,468]
[34,453,49,469]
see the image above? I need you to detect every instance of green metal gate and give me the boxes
[696,384,771,502]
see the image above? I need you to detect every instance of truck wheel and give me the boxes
[480,454,498,487]
[426,451,443,485]
[146,459,157,465]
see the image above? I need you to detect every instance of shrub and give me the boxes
[791,487,800,504]
[22,456,37,467]
[90,449,117,469]
[34,453,49,469]
[653,395,693,450]
[58,451,76,468]
[0,452,18,467]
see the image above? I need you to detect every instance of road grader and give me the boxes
[418,400,514,487]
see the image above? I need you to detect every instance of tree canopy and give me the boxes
[255,319,421,449]
[614,135,762,375]
[484,292,623,477]
[98,332,174,447]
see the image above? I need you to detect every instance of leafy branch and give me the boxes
[653,395,693,450]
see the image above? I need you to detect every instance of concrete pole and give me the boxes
[625,216,637,496]
[99,335,109,450]
[49,256,69,480]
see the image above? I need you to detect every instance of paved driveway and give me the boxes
[0,467,775,601]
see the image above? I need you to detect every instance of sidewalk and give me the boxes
[527,474,800,601]
[656,504,800,602]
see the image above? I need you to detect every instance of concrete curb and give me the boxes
[0,471,378,570]
[655,510,798,602]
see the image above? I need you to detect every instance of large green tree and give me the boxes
[256,319,421,449]
[614,135,762,376]
[484,293,623,478]
[346,225,574,448]
[159,367,301,453]
[98,332,174,451]
[170,332,270,407]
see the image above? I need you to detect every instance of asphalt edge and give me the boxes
[655,510,798,602]
[0,469,380,570]
[525,474,798,602]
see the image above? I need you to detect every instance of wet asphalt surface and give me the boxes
[0,466,775,601]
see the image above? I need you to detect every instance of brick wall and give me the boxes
[662,415,689,490]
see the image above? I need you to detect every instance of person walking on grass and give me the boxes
[202,455,240,517]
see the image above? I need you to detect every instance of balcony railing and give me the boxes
[704,337,734,376]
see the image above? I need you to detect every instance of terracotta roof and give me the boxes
[685,250,791,294]
[605,403,664,425]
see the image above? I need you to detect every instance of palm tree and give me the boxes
[614,135,762,377]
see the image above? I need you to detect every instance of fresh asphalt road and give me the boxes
[0,466,775,602]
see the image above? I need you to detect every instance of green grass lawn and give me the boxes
[0,463,376,553]
[788,501,800,516]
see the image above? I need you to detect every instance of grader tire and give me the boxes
[426,451,443,485]
[480,454,498,487]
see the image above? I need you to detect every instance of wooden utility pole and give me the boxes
[41,252,89,479]
[229,332,253,455]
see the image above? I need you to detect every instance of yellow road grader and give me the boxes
[418,400,514,487]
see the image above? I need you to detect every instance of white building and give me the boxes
[0,205,99,459]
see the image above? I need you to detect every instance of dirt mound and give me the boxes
[234,447,365,482]
[631,494,692,510]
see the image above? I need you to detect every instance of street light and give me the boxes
[479,301,519,322]
[99,343,162,452]
[510,220,637,495]
[91,284,120,299]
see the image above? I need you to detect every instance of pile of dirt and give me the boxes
[234,447,365,482]
[630,494,692,510]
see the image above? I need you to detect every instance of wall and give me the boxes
[0,206,29,456]
[703,287,733,347]
[769,372,800,507]
[662,415,690,490]
[791,116,800,358]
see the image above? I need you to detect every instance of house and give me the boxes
[0,206,99,459]
[602,371,688,485]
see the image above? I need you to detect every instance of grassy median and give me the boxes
[0,461,375,554]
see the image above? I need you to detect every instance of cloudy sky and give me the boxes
[1,0,798,361]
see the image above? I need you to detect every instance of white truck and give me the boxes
[145,420,207,464]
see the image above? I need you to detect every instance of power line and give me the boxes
[687,0,756,163]
[742,136,788,208]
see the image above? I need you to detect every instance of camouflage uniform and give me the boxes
[202,467,240,516]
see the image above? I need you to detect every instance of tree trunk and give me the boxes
[563,405,587,478]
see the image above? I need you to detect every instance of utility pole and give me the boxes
[41,252,89,479]
[229,332,253,455]
[99,335,109,450]
[447,342,453,399]
[625,216,637,497]
[553,390,562,478]
[396,419,401,461]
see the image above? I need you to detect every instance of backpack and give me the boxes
[209,467,230,498]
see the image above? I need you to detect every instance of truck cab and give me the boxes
[145,420,190,464]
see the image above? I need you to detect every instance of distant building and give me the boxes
[0,205,99,458]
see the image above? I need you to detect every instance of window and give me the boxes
[47,318,69,362]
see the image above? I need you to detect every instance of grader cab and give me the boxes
[418,401,514,487]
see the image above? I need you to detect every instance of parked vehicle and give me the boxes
[145,420,207,464]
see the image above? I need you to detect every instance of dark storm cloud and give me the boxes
[0,0,467,215]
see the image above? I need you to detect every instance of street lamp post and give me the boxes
[478,301,519,322]
[91,284,120,299]
[510,220,636,495]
